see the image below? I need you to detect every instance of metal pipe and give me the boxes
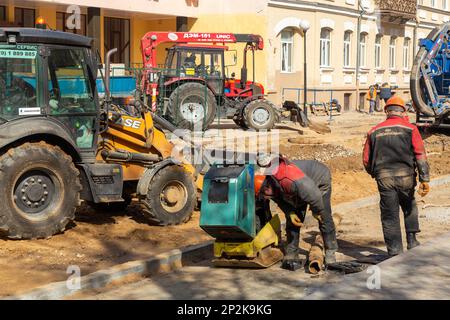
[308,234,324,274]
[101,150,162,164]
[303,30,308,120]
[307,213,343,274]
[355,0,365,111]
[104,48,118,104]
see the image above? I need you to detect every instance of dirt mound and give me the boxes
[280,143,357,163]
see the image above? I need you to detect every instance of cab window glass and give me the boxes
[180,50,202,76]
[0,45,39,120]
[47,48,96,114]
[47,48,96,149]
[205,52,222,78]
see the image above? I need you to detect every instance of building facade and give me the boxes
[266,0,449,110]
[0,0,447,110]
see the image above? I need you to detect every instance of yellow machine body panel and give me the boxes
[212,215,283,268]
[97,110,201,188]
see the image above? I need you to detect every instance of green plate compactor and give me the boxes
[200,164,284,268]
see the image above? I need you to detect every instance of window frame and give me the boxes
[403,38,411,70]
[320,28,332,67]
[0,43,44,120]
[104,16,131,66]
[0,5,7,21]
[389,37,397,70]
[14,7,35,28]
[359,33,368,68]
[375,34,382,69]
[343,31,352,68]
[42,45,100,150]
[280,29,294,73]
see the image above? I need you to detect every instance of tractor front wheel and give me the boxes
[141,165,196,226]
[0,142,81,239]
[243,99,276,131]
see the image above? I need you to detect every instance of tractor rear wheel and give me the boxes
[243,99,276,131]
[141,165,196,225]
[167,82,217,131]
[0,142,81,239]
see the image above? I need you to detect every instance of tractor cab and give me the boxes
[0,27,100,151]
[163,45,225,96]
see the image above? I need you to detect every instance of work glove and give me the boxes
[289,213,303,228]
[312,212,323,224]
[418,182,430,197]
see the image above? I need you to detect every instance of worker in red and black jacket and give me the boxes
[256,154,338,271]
[363,96,430,257]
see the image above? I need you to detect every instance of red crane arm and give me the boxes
[140,32,264,69]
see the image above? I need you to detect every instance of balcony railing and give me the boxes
[374,0,417,24]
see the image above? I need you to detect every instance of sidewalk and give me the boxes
[305,231,450,299]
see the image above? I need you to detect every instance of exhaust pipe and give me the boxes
[104,48,118,104]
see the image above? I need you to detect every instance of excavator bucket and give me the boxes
[212,215,284,268]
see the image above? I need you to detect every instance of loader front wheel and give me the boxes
[141,165,196,225]
[0,142,81,239]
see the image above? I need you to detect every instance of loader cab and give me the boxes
[0,28,100,150]
[164,45,225,95]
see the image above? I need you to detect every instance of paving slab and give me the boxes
[305,231,450,299]
[80,183,450,300]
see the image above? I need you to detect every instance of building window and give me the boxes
[418,0,423,4]
[320,28,331,67]
[403,38,411,70]
[176,16,188,32]
[14,7,35,27]
[431,0,436,7]
[0,6,6,21]
[56,12,87,35]
[443,0,448,10]
[359,33,367,68]
[343,31,351,67]
[104,17,130,66]
[375,35,382,69]
[281,30,294,73]
[389,37,397,69]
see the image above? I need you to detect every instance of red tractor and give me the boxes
[139,32,277,131]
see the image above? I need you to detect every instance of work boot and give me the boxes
[322,231,338,265]
[386,243,403,257]
[406,232,420,250]
[324,249,337,265]
[281,228,303,271]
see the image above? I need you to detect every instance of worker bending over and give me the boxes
[363,96,430,257]
[256,154,338,271]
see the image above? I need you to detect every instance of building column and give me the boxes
[87,7,101,55]
[7,5,14,24]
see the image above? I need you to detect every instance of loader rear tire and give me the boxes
[141,165,196,225]
[167,82,217,131]
[0,142,81,239]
